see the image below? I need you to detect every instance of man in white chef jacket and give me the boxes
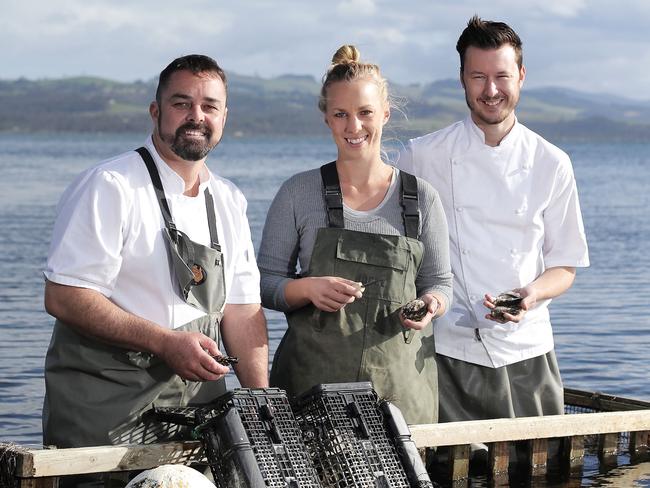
[397,16,589,422]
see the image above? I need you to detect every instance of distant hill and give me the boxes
[1,74,649,142]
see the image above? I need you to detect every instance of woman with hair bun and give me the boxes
[257,45,452,423]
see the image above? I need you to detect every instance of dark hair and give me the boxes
[155,54,227,105]
[456,15,523,73]
[318,44,388,113]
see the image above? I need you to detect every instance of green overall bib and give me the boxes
[270,162,438,424]
[43,147,227,447]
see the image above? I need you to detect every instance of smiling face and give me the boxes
[461,44,525,130]
[323,78,389,162]
[150,70,227,164]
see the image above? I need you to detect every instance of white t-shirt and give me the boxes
[398,116,589,367]
[45,136,261,329]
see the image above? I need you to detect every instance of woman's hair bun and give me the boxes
[331,45,360,65]
[318,44,388,113]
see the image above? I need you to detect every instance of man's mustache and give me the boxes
[176,123,212,137]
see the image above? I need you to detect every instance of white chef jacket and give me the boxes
[397,116,589,367]
[45,136,261,329]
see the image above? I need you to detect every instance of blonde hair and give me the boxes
[318,45,389,113]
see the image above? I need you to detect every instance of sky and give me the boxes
[3,0,650,100]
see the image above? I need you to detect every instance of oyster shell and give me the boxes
[402,298,428,321]
[212,355,239,366]
[489,292,523,320]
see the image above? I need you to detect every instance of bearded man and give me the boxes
[42,55,268,460]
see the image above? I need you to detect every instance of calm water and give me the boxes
[0,133,649,486]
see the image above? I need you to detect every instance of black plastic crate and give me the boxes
[292,382,434,488]
[154,388,321,488]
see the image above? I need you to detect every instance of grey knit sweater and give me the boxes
[258,166,453,312]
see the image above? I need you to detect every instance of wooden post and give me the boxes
[448,444,470,482]
[597,432,619,465]
[417,446,427,474]
[524,438,548,477]
[417,446,438,480]
[488,441,509,476]
[561,435,585,470]
[488,441,509,486]
[629,430,649,454]
[18,478,59,488]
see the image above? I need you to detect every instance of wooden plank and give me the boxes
[564,388,650,411]
[14,441,204,477]
[448,444,470,481]
[410,410,650,448]
[488,441,509,477]
[6,410,650,480]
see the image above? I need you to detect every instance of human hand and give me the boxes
[305,276,363,312]
[158,330,230,381]
[484,286,537,324]
[400,294,439,330]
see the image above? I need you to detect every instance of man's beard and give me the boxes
[159,120,219,161]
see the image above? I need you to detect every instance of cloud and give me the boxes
[1,1,649,100]
[541,0,588,17]
[2,1,230,49]
[492,0,588,17]
[337,0,377,16]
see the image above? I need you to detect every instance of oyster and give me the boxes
[401,298,428,321]
[212,355,239,366]
[489,292,523,320]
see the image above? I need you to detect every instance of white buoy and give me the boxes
[125,464,216,488]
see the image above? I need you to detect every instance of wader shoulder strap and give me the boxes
[399,170,420,239]
[136,146,221,250]
[203,190,221,251]
[136,146,175,233]
[320,162,421,237]
[320,161,344,229]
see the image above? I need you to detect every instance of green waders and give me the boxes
[270,162,438,424]
[43,147,227,448]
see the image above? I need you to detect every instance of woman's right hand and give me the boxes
[304,276,363,312]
